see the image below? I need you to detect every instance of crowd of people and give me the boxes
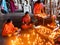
[0,0,17,14]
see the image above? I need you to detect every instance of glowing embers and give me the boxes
[5,26,60,45]
[5,36,20,45]
[5,30,42,45]
[36,26,52,36]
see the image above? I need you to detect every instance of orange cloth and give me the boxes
[2,23,18,36]
[33,3,44,16]
[47,22,56,29]
[22,14,31,24]
[21,24,33,30]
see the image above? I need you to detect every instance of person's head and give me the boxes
[6,19,12,24]
[35,0,41,3]
[25,12,30,16]
[25,0,28,4]
[25,12,29,14]
[51,15,56,20]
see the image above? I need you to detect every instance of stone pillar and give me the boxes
[50,0,52,17]
[44,0,47,13]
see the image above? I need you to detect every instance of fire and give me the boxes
[4,25,60,45]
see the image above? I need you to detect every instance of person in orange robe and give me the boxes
[33,0,45,18]
[2,19,18,37]
[47,15,57,29]
[33,0,47,25]
[21,12,33,30]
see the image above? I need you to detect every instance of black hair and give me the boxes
[6,19,12,23]
[35,0,41,3]
[25,12,29,15]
